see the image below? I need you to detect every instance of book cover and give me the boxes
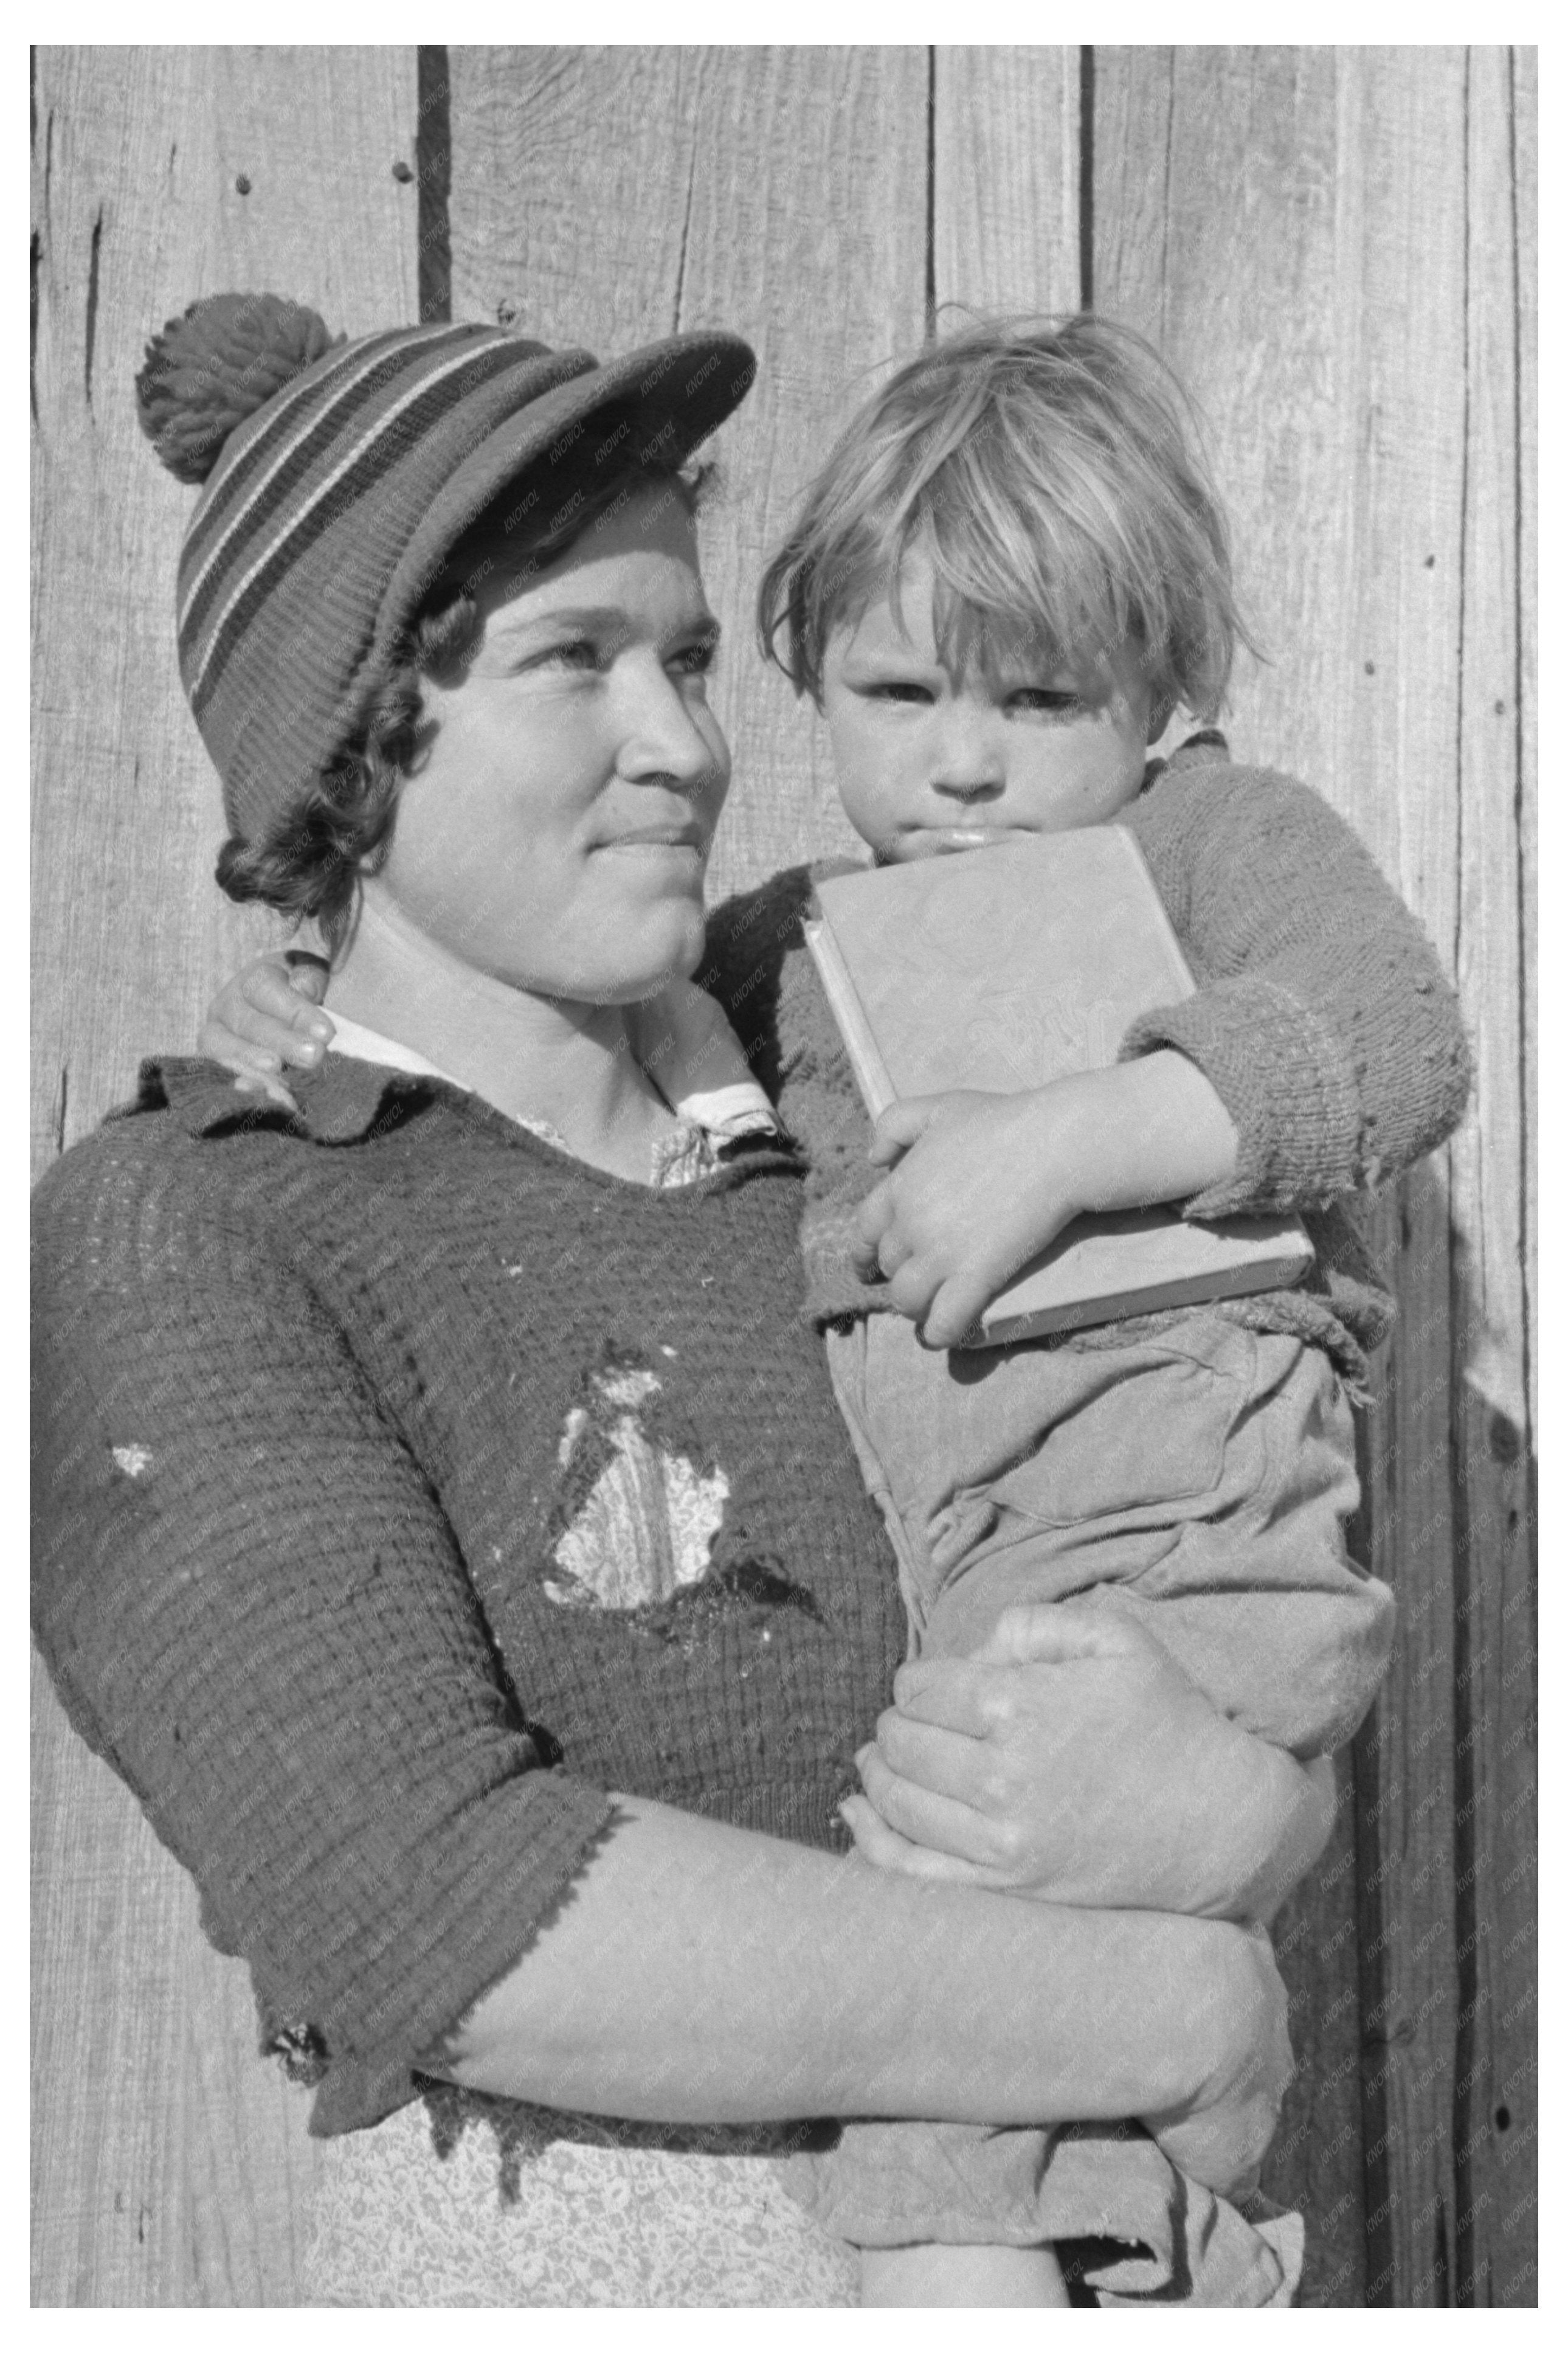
[804,828,1314,1346]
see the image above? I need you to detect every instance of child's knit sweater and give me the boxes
[697,737,1471,1389]
[30,1056,907,2137]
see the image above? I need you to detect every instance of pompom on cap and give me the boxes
[136,293,342,483]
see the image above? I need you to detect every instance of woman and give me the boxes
[33,295,1311,2307]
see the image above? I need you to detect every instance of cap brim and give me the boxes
[379,327,756,662]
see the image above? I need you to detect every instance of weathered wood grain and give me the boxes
[1093,47,1369,2303]
[1515,50,1537,1450]
[933,47,1080,319]
[447,46,695,352]
[31,44,419,2306]
[1504,61,1538,2303]
[1448,44,1536,2308]
[1325,55,1471,2307]
[1090,43,1516,2304]
[1093,41,1536,2307]
[447,46,930,904]
[673,47,929,899]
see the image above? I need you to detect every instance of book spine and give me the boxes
[802,914,900,1120]
[1108,825,1197,1008]
[975,1244,1315,1348]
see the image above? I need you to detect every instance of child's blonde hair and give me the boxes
[758,315,1255,722]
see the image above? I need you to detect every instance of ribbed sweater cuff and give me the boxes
[1121,979,1365,1218]
[305,1770,615,2137]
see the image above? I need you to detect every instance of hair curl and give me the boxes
[216,454,710,952]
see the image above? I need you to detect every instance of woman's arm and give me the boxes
[31,1128,611,2136]
[444,1792,1291,2197]
[32,1121,1288,2168]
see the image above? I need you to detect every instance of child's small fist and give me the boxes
[851,1088,1080,1348]
[198,949,337,1109]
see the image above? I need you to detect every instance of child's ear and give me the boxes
[1147,694,1178,744]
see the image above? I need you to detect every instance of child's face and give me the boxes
[820,551,1162,865]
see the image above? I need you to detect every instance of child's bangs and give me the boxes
[913,405,1234,713]
[913,499,1138,695]
[756,317,1252,718]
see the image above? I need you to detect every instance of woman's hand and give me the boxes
[199,952,335,1109]
[1141,1920,1295,2195]
[839,1603,1335,1922]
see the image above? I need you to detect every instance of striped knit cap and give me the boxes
[137,294,757,847]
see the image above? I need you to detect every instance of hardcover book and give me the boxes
[803,829,1314,1346]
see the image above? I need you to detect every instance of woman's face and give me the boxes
[375,483,730,1005]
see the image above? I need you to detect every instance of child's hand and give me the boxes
[199,952,334,1110]
[851,1053,1243,1350]
[850,1087,1079,1348]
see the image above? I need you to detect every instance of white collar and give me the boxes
[323,991,778,1146]
[324,1011,457,1084]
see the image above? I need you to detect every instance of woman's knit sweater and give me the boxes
[697,738,1472,1390]
[30,1058,907,2136]
[30,738,1468,2148]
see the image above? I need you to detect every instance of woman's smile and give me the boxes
[594,817,711,854]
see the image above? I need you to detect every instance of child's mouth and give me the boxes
[896,824,1021,859]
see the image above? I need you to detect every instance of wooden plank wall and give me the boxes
[29,46,418,2304]
[1090,47,1536,2306]
[31,44,1535,2307]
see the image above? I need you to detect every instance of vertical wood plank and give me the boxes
[1092,44,1500,2305]
[447,47,930,903]
[31,1657,193,2304]
[1449,43,1536,2309]
[1515,50,1536,1449]
[1094,49,1371,2304]
[1328,56,1471,2306]
[675,48,930,899]
[1504,59,1538,2300]
[1511,79,1538,2275]
[31,44,419,2305]
[933,48,1080,319]
[446,46,696,353]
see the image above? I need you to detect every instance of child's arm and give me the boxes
[198,953,336,1107]
[853,1047,1240,1348]
[854,759,1471,1348]
[1123,754,1473,1214]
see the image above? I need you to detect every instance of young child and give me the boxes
[202,318,1470,2308]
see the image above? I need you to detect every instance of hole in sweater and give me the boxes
[543,1356,729,1612]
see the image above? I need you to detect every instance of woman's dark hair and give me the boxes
[216,453,708,952]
